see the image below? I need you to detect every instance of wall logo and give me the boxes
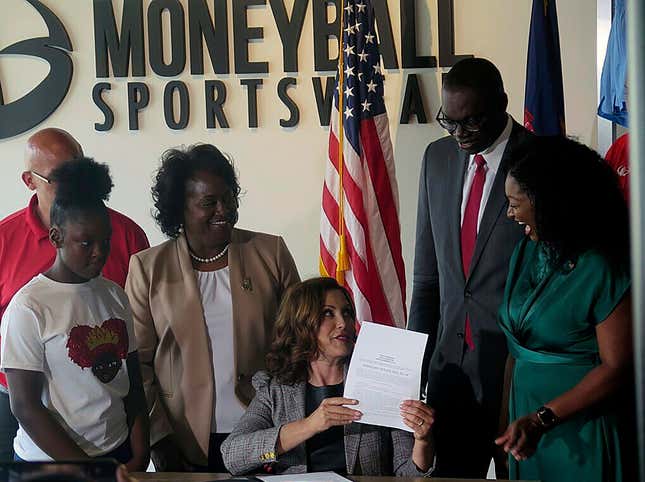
[0,0,73,140]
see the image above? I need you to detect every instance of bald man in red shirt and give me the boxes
[0,128,149,461]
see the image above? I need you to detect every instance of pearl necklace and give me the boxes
[189,244,229,264]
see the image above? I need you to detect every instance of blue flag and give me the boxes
[524,0,566,135]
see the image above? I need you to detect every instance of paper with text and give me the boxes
[343,322,428,432]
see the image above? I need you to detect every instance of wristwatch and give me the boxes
[535,406,559,429]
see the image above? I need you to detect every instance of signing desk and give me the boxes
[133,474,538,482]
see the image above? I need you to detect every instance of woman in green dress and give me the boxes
[495,136,633,482]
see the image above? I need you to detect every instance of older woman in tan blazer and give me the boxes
[125,144,299,472]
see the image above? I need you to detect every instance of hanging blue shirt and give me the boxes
[598,0,628,127]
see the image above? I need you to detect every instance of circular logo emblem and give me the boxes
[0,0,73,140]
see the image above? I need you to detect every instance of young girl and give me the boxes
[0,158,149,470]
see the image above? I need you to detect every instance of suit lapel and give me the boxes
[289,381,306,421]
[228,229,245,388]
[450,148,469,283]
[286,381,308,466]
[468,122,524,280]
[228,229,268,403]
[174,234,210,348]
[174,234,213,457]
[228,228,244,308]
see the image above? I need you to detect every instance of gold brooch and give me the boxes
[242,278,253,291]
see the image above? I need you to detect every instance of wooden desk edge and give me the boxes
[132,473,539,482]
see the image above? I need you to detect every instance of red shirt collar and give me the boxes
[25,194,49,240]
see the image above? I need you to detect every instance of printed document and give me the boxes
[343,322,428,432]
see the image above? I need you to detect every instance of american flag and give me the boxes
[319,0,406,328]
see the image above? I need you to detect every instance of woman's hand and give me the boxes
[305,397,362,434]
[278,397,362,455]
[495,414,544,461]
[125,440,150,472]
[399,400,434,442]
[124,353,150,472]
[401,400,435,472]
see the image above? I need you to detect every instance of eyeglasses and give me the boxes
[30,171,51,184]
[435,107,486,134]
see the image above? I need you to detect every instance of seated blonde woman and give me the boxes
[221,277,435,477]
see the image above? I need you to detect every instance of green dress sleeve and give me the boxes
[583,251,631,324]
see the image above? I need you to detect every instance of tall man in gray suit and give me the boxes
[408,58,531,478]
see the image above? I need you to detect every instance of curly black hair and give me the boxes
[49,157,113,230]
[509,135,629,270]
[152,144,241,238]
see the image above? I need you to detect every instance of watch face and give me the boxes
[538,407,556,426]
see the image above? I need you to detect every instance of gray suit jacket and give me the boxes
[221,371,433,477]
[408,121,530,415]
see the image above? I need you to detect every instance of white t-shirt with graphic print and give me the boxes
[0,274,135,461]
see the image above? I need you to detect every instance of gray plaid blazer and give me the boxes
[221,371,433,477]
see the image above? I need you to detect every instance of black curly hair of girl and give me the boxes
[49,157,113,230]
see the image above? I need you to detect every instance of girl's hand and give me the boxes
[116,464,135,482]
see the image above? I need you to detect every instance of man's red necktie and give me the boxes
[460,154,487,351]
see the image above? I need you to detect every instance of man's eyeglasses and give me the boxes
[30,171,51,184]
[435,107,486,134]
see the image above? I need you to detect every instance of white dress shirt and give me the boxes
[195,267,246,433]
[460,115,514,231]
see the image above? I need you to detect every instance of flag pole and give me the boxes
[336,0,349,284]
[627,0,645,478]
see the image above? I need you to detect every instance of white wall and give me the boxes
[0,0,597,304]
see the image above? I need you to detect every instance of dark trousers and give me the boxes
[431,404,499,478]
[0,389,18,463]
[192,433,229,473]
[104,438,133,464]
[427,359,505,479]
